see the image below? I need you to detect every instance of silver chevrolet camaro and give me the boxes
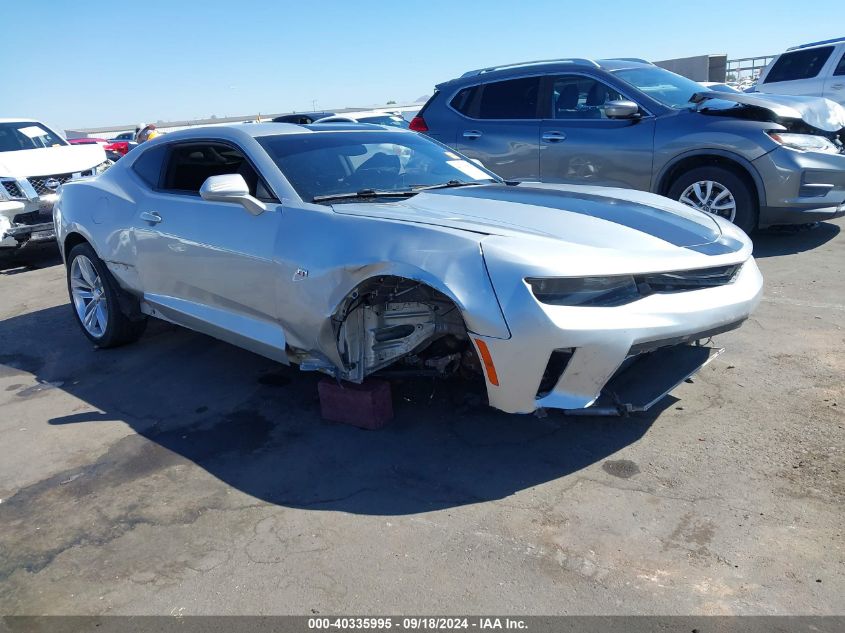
[55,123,763,415]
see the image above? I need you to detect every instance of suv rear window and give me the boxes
[764,46,834,83]
[477,77,541,119]
[450,86,479,116]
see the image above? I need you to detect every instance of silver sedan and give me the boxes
[56,123,763,415]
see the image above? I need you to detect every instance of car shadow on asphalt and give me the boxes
[752,221,841,258]
[2,303,659,516]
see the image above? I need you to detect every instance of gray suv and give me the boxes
[411,58,845,233]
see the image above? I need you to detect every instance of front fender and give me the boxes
[272,208,512,367]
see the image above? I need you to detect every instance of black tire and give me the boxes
[668,166,758,234]
[66,242,147,348]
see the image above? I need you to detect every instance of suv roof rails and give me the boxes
[460,58,600,78]
[601,57,654,65]
[787,36,845,51]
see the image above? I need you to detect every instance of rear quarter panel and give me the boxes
[57,166,142,291]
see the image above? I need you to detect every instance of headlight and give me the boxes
[767,132,840,154]
[93,159,114,175]
[526,276,640,307]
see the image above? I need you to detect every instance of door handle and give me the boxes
[140,211,162,224]
[542,131,567,142]
[462,130,482,140]
[832,83,845,90]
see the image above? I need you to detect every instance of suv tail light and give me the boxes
[409,116,429,132]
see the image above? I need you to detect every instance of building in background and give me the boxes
[654,54,729,82]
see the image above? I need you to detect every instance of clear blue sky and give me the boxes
[2,0,842,131]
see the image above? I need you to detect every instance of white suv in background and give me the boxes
[756,37,845,106]
[0,119,111,251]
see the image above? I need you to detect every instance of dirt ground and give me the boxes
[0,220,842,615]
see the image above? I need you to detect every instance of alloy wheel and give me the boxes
[70,255,109,338]
[678,180,737,222]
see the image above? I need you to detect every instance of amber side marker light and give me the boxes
[474,339,500,386]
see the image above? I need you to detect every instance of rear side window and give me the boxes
[834,52,845,76]
[478,77,541,119]
[450,86,480,116]
[132,144,167,188]
[764,46,834,83]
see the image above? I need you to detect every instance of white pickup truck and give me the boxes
[756,37,845,107]
[1,119,111,251]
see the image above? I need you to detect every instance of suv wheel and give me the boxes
[668,166,757,234]
[67,243,147,347]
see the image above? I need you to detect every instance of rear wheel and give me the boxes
[67,242,146,347]
[668,166,757,234]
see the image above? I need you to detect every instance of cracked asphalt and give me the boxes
[0,220,843,615]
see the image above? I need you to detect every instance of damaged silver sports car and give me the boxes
[56,123,763,415]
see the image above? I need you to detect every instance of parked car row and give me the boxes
[5,49,845,419]
[56,122,763,416]
[68,136,135,161]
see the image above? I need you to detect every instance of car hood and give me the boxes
[692,90,845,133]
[331,183,732,252]
[0,144,106,178]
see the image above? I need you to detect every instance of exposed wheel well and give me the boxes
[658,155,760,207]
[330,275,477,382]
[64,232,89,257]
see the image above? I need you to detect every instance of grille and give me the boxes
[2,180,24,199]
[27,173,74,197]
[12,210,52,226]
[637,264,741,293]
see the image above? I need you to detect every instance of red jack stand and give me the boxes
[318,378,394,429]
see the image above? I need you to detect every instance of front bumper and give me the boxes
[0,199,56,250]
[754,146,845,227]
[472,258,764,414]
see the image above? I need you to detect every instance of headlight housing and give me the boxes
[93,159,114,175]
[526,276,640,307]
[767,131,841,154]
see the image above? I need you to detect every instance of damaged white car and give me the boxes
[56,123,763,415]
[1,119,111,251]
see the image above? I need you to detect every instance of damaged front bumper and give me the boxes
[471,258,764,415]
[0,199,56,250]
[754,146,845,227]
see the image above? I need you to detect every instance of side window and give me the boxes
[450,85,480,116]
[834,52,845,76]
[160,142,272,199]
[764,47,834,83]
[551,76,623,120]
[131,144,167,188]
[478,77,541,119]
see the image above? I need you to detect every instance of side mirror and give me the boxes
[199,174,267,216]
[604,100,641,119]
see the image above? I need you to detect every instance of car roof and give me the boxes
[142,122,411,144]
[0,118,40,123]
[786,36,845,51]
[437,58,653,88]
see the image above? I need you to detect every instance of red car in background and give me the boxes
[68,137,134,160]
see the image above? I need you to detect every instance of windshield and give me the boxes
[613,67,706,109]
[0,121,67,152]
[257,131,500,202]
